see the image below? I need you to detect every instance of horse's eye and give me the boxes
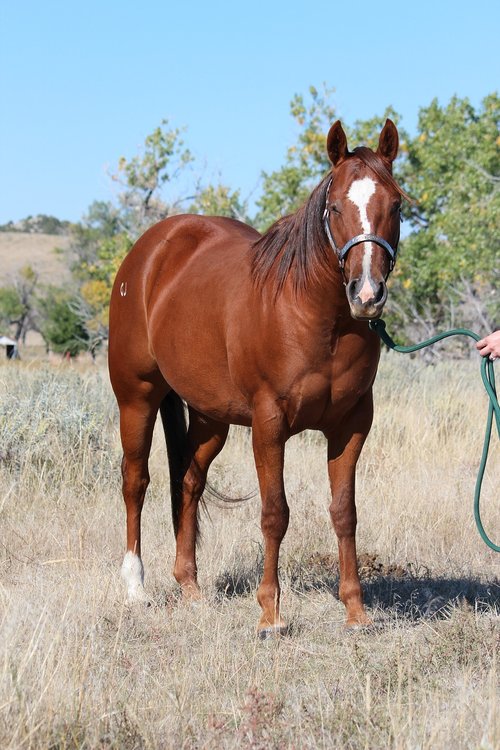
[330,203,341,215]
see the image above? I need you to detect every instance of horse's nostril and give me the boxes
[346,279,358,300]
[373,281,387,305]
[346,278,387,309]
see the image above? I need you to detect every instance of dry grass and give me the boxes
[0,355,498,749]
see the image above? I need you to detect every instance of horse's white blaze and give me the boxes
[121,551,148,602]
[347,177,377,303]
[347,176,376,233]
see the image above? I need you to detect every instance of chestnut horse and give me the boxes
[109,120,408,636]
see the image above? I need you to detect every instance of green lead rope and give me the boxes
[369,319,500,553]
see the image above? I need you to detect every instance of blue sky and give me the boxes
[1,0,498,224]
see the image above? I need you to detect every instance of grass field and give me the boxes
[0,354,498,749]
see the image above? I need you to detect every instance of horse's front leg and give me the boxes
[252,399,289,637]
[325,390,374,627]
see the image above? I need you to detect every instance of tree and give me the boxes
[254,85,337,230]
[389,94,500,342]
[38,287,89,357]
[64,201,129,350]
[0,266,40,342]
[69,201,122,270]
[70,231,132,351]
[60,92,499,356]
[65,121,197,349]
[0,214,70,234]
[188,183,249,221]
[254,85,499,346]
[112,119,194,237]
[254,85,406,231]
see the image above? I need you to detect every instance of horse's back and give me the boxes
[113,214,258,289]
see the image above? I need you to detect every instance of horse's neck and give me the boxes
[267,270,358,341]
[304,270,352,324]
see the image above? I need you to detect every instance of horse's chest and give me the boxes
[285,358,374,431]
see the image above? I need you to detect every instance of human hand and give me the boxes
[476,330,500,360]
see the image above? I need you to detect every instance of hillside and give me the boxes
[0,231,72,286]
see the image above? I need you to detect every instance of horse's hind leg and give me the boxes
[118,384,166,602]
[172,409,229,599]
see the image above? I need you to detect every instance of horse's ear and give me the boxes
[327,121,349,166]
[377,119,399,163]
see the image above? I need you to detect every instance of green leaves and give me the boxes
[113,119,194,235]
[188,184,248,222]
[254,85,336,231]
[0,266,39,343]
[254,87,499,341]
[0,286,24,323]
[38,288,89,357]
[392,93,500,338]
[3,91,496,355]
[117,120,193,193]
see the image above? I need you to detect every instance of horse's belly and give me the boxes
[150,321,252,426]
[162,362,252,425]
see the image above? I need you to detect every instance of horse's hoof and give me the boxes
[257,624,289,640]
[181,587,203,603]
[345,616,373,630]
[182,596,206,612]
[126,589,152,607]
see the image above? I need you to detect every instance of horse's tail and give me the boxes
[159,391,187,538]
[159,392,252,537]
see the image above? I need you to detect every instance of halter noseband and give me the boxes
[322,178,398,277]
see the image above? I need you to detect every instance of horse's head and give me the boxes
[324,119,404,320]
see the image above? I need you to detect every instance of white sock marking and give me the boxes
[121,551,149,602]
[347,177,377,303]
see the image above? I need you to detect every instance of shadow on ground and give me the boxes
[215,552,499,620]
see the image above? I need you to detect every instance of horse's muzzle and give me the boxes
[346,278,388,320]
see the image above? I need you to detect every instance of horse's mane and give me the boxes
[251,147,410,294]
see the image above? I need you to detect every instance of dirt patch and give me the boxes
[306,551,407,581]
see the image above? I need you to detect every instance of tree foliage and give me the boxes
[112,119,194,236]
[4,91,498,357]
[0,266,40,342]
[391,94,500,338]
[65,121,195,349]
[188,183,248,221]
[254,85,336,230]
[254,88,499,345]
[38,287,89,357]
[68,213,131,350]
[0,214,70,235]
